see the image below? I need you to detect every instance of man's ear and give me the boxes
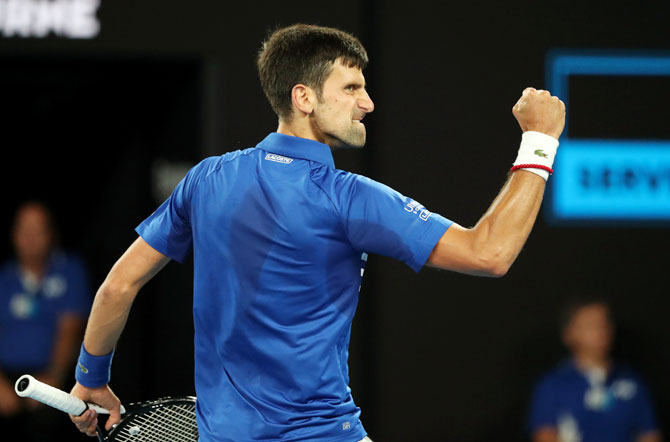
[291,84,316,116]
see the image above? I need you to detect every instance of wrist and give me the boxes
[74,344,114,388]
[511,131,559,180]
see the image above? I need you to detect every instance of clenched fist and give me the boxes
[513,87,566,139]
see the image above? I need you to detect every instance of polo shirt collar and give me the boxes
[257,132,335,168]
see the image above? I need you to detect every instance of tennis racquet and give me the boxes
[14,374,198,442]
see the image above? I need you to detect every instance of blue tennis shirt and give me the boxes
[137,133,452,442]
[528,359,659,442]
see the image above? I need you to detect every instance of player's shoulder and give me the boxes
[189,147,259,179]
[218,146,259,165]
[312,167,393,194]
[342,171,406,202]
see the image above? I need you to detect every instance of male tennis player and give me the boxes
[69,24,565,441]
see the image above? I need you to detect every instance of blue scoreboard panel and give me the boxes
[545,52,670,225]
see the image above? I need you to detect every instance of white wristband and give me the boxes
[512,131,559,180]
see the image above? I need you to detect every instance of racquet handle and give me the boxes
[14,374,125,416]
[15,375,87,415]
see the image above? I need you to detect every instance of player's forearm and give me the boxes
[470,87,562,274]
[428,169,545,276]
[82,277,139,356]
[80,237,170,356]
[465,88,564,275]
[428,88,564,277]
[469,169,545,275]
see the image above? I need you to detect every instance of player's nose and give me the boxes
[358,90,374,113]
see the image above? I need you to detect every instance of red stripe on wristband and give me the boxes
[510,164,554,175]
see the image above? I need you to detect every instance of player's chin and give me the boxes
[344,137,366,149]
[325,123,366,148]
[346,126,366,148]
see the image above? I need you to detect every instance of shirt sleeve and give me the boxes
[528,376,559,433]
[337,173,452,272]
[136,161,205,263]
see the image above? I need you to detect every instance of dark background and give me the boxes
[1,1,669,440]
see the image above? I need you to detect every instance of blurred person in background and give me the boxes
[528,297,661,442]
[0,202,91,441]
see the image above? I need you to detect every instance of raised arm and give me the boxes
[70,237,170,436]
[427,88,565,277]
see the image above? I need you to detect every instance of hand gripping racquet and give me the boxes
[15,374,198,442]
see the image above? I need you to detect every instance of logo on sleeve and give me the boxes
[265,153,293,164]
[405,200,432,221]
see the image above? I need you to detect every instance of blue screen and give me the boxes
[545,52,670,224]
[553,140,670,220]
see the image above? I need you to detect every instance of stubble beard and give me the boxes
[323,122,366,149]
[312,104,367,149]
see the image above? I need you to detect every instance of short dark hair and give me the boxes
[558,294,614,331]
[257,24,369,120]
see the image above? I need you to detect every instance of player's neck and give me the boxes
[276,118,332,149]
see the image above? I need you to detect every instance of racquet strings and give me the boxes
[110,402,198,442]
